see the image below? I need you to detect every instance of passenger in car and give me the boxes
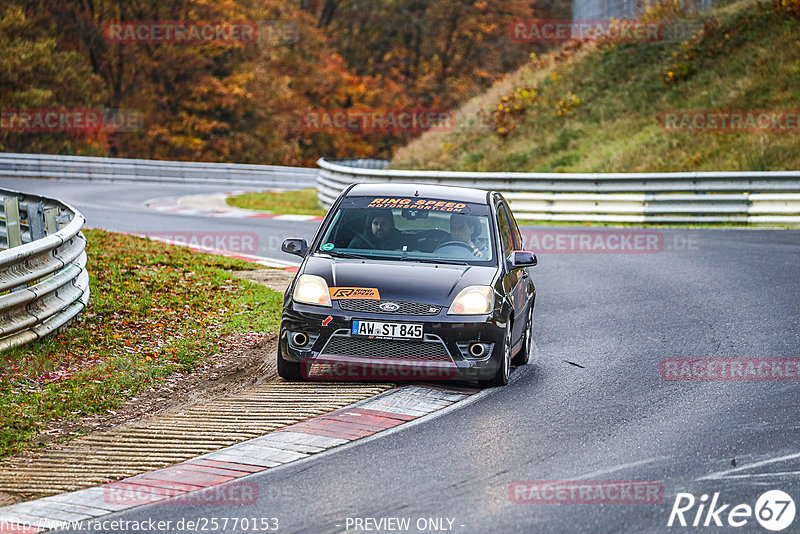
[348,210,405,250]
[449,213,489,257]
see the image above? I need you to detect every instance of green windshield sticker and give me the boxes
[321,243,334,251]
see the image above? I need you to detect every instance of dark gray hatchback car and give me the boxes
[279,182,537,387]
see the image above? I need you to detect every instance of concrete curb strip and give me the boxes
[0,385,475,532]
[0,382,391,499]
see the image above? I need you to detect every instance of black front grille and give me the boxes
[338,300,441,316]
[320,336,452,362]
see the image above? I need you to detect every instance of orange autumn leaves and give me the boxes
[1,0,555,163]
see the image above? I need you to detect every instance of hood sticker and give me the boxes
[329,287,381,300]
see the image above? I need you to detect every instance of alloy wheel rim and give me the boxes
[526,307,533,360]
[503,327,511,380]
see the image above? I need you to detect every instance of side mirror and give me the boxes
[510,250,537,268]
[282,238,308,258]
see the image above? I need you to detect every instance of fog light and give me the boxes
[292,332,309,347]
[469,343,486,358]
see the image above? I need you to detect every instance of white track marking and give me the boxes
[571,457,666,481]
[698,451,800,481]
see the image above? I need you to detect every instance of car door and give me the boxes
[496,201,526,352]
[505,200,535,325]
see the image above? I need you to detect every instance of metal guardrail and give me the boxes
[316,158,800,223]
[0,189,89,351]
[0,152,317,189]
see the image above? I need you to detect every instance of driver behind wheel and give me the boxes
[449,214,489,257]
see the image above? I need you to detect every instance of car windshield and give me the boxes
[316,196,495,265]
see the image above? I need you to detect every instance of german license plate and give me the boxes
[351,320,423,340]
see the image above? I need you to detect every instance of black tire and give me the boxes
[512,302,534,366]
[479,322,512,388]
[277,345,303,381]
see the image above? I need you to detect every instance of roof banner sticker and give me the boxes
[360,197,470,213]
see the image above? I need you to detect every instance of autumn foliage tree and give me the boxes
[0,0,568,163]
[0,5,106,155]
[302,0,572,107]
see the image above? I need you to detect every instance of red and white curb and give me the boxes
[146,194,323,222]
[0,386,474,532]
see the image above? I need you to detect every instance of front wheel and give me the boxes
[479,323,511,388]
[277,344,303,381]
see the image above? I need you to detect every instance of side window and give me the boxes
[497,204,514,258]
[505,204,523,249]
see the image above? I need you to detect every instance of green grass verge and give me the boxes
[392,1,800,173]
[226,189,325,216]
[0,230,283,459]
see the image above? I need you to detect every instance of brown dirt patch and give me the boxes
[0,333,279,494]
[231,268,294,293]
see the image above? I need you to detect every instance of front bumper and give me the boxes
[280,300,507,382]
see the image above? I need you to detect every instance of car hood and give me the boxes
[303,255,498,307]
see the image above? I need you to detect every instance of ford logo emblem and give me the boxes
[379,302,400,312]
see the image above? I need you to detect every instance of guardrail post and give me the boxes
[44,208,59,235]
[24,201,46,241]
[4,196,22,248]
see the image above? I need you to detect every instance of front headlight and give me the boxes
[293,274,332,307]
[448,286,495,315]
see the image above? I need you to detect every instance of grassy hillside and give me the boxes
[391,0,800,172]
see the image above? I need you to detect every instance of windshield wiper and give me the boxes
[406,257,470,266]
[322,251,470,265]
[320,250,371,260]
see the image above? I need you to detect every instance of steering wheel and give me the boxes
[412,229,450,252]
[434,240,475,252]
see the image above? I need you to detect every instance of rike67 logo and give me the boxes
[668,490,795,531]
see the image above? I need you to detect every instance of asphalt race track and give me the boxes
[5,178,799,533]
[0,177,318,265]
